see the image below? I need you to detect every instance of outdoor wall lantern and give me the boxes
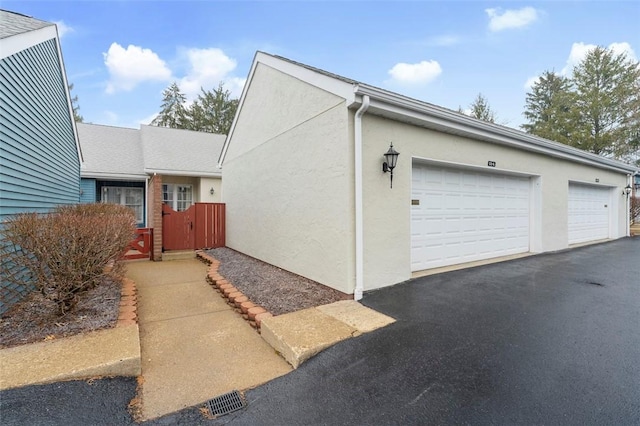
[623,184,632,197]
[210,187,215,195]
[382,142,400,188]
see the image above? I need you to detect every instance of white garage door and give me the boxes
[411,164,530,271]
[568,183,610,244]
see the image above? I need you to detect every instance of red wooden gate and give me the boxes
[162,203,225,251]
[124,228,153,260]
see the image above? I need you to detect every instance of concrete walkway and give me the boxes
[126,259,291,421]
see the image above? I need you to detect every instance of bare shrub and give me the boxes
[1,204,136,316]
[632,196,640,223]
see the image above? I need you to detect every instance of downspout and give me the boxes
[354,95,370,300]
[627,174,633,237]
[145,176,150,228]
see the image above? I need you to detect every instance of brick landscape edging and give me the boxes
[195,250,273,331]
[117,277,138,326]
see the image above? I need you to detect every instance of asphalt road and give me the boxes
[2,238,639,425]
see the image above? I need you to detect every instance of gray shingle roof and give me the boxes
[77,123,145,179]
[0,9,53,39]
[77,123,224,179]
[140,125,225,175]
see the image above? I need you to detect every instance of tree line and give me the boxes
[462,46,640,166]
[151,82,238,135]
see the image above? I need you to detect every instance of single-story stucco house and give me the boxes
[0,9,81,312]
[77,122,225,258]
[219,51,639,299]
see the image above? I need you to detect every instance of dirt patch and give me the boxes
[0,277,121,349]
[206,247,350,315]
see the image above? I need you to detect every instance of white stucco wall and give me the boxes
[360,114,630,291]
[223,64,355,294]
[198,177,222,203]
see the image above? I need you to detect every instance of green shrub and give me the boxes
[0,204,136,316]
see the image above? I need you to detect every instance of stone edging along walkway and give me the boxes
[195,250,273,331]
[118,276,138,327]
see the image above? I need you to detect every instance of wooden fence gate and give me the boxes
[162,203,225,251]
[124,228,153,260]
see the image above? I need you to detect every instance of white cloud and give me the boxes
[524,75,539,90]
[178,48,239,99]
[138,112,158,126]
[103,43,172,94]
[427,35,460,47]
[486,7,538,32]
[387,60,442,85]
[608,42,637,61]
[561,41,638,75]
[54,21,73,38]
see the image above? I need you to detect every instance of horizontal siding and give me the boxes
[80,179,97,203]
[0,38,79,223]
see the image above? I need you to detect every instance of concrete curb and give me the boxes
[0,276,142,391]
[196,250,396,369]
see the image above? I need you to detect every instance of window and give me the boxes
[163,184,193,212]
[102,186,144,224]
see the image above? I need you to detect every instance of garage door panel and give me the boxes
[568,183,610,244]
[411,164,530,271]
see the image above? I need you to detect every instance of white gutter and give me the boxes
[354,95,369,301]
[81,172,148,180]
[143,169,222,178]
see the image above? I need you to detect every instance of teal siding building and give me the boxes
[0,10,81,312]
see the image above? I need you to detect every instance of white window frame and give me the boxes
[102,186,144,224]
[162,184,193,212]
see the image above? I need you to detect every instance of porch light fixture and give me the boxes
[210,187,215,195]
[382,143,400,188]
[623,184,632,196]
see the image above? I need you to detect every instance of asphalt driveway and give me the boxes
[224,237,640,425]
[2,238,639,425]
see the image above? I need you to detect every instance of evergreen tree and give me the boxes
[152,82,238,135]
[521,71,576,145]
[188,83,238,134]
[462,93,497,123]
[523,46,640,164]
[68,83,83,122]
[572,46,640,159]
[152,82,188,128]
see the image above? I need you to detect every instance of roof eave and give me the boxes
[354,84,638,175]
[143,169,222,178]
[81,172,148,181]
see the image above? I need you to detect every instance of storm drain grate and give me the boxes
[207,390,247,417]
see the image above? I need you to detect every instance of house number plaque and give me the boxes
[488,161,496,167]
[412,199,420,205]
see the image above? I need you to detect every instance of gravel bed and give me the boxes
[206,247,349,316]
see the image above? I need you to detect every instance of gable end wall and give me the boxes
[223,64,355,294]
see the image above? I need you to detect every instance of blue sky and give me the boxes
[5,1,639,130]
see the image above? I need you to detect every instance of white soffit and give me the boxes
[0,25,56,59]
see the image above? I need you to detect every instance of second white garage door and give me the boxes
[411,164,530,271]
[568,183,611,244]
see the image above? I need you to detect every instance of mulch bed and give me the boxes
[206,247,350,316]
[0,277,121,349]
[1,248,348,349]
